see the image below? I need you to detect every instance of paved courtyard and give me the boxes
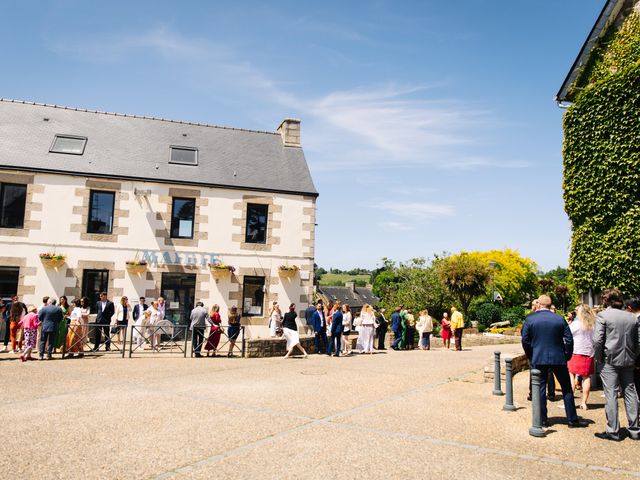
[1,344,638,479]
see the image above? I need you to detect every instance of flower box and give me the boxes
[208,263,235,279]
[40,253,66,268]
[278,265,299,278]
[125,260,147,274]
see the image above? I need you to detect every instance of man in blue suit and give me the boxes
[311,302,328,355]
[522,295,586,428]
[390,307,402,350]
[329,302,343,357]
[38,299,63,360]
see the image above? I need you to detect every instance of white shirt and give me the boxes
[342,312,352,331]
[569,319,594,357]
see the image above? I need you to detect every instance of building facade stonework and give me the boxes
[0,100,317,338]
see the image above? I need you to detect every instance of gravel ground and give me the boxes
[0,344,637,479]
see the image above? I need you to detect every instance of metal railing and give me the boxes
[190,325,245,358]
[128,323,188,357]
[62,323,128,358]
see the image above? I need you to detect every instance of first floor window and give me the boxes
[88,190,115,234]
[245,203,268,244]
[242,276,265,316]
[0,267,19,298]
[170,197,195,239]
[82,270,109,313]
[0,183,27,229]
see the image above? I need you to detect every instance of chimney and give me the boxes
[345,281,356,292]
[277,118,301,147]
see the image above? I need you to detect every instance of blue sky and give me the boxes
[1,1,603,271]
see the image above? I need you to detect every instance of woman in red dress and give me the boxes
[205,304,222,357]
[440,312,452,349]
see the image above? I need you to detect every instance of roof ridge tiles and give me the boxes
[0,97,279,136]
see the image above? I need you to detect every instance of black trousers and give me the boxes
[93,324,111,351]
[2,318,9,346]
[529,369,556,399]
[377,329,386,349]
[536,364,578,423]
[454,328,463,350]
[192,327,204,354]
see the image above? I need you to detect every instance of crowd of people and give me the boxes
[522,290,640,442]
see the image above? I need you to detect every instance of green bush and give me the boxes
[474,303,501,330]
[501,306,526,326]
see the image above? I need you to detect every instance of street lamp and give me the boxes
[489,261,497,302]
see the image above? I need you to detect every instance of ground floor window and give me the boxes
[160,273,195,326]
[0,267,19,299]
[82,269,109,313]
[242,276,265,316]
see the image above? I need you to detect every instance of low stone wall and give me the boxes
[245,335,316,358]
[483,352,529,383]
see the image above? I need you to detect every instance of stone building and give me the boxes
[0,99,317,337]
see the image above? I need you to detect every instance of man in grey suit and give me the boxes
[38,299,63,360]
[189,302,209,358]
[593,289,640,441]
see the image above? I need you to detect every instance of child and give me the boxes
[18,305,40,362]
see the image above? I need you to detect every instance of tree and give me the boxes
[465,249,539,306]
[438,253,490,316]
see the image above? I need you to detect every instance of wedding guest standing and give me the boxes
[54,296,70,352]
[79,297,90,352]
[417,309,434,350]
[189,301,209,357]
[19,305,40,361]
[440,312,452,349]
[341,304,352,355]
[593,289,640,441]
[329,301,343,356]
[269,302,282,338]
[39,300,63,360]
[93,292,115,352]
[65,299,84,357]
[132,297,148,323]
[359,304,377,354]
[282,303,308,359]
[405,310,416,350]
[9,298,26,353]
[114,296,132,343]
[312,302,328,355]
[205,304,222,357]
[391,307,402,350]
[376,308,388,350]
[451,307,465,351]
[567,304,596,410]
[227,306,241,357]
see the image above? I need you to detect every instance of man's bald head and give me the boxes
[537,295,552,308]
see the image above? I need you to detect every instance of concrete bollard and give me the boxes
[492,351,504,396]
[528,368,546,437]
[503,357,516,411]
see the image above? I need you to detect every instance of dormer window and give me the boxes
[170,146,198,165]
[50,135,87,155]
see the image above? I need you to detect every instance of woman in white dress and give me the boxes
[134,309,152,350]
[147,301,160,350]
[359,304,377,354]
[282,303,308,359]
[113,296,132,343]
[341,304,352,355]
[268,302,282,338]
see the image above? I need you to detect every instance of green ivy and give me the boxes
[563,11,640,294]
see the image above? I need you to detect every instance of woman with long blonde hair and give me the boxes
[567,304,596,410]
[358,304,377,354]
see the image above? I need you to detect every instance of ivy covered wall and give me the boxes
[563,9,640,294]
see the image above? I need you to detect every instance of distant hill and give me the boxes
[318,273,371,286]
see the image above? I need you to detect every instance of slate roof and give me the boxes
[317,286,379,308]
[0,99,318,197]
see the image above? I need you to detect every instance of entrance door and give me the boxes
[160,273,196,328]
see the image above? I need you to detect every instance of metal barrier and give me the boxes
[190,325,245,358]
[62,323,127,359]
[128,323,188,357]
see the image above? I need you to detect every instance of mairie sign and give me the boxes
[141,250,218,267]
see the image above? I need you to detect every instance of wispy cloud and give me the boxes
[46,26,527,173]
[374,201,455,219]
[378,221,415,231]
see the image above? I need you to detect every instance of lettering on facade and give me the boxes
[141,250,218,267]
